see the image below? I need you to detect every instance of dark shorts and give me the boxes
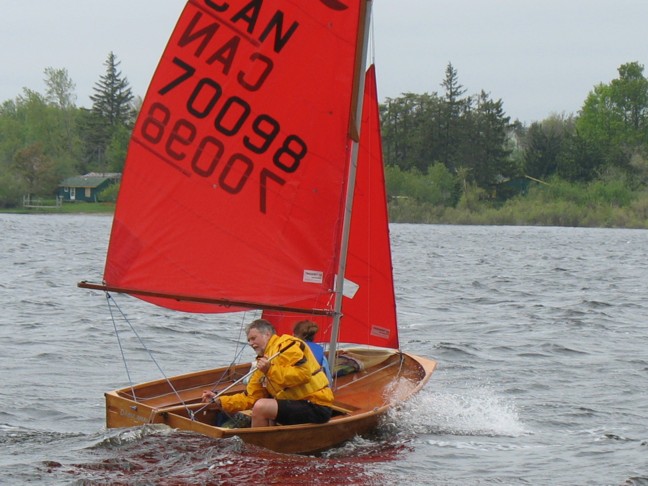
[276,400,332,425]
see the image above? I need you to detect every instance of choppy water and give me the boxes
[1,214,647,485]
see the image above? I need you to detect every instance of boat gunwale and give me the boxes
[109,350,433,402]
[107,352,435,419]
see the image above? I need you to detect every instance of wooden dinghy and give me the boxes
[80,0,436,454]
[105,349,435,454]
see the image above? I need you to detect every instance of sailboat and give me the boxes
[79,0,435,454]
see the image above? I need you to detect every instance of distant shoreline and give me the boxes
[2,201,647,229]
[0,202,116,215]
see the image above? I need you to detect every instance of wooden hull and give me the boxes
[105,350,436,454]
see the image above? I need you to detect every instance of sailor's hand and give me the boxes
[201,390,221,408]
[256,356,271,374]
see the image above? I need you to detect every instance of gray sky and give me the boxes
[2,0,647,123]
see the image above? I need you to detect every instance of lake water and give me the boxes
[1,214,647,485]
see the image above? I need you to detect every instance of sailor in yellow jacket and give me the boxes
[202,319,334,427]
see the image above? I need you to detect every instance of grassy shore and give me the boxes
[4,194,648,229]
[0,202,116,214]
[388,193,648,229]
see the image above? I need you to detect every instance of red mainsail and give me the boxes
[266,65,399,348]
[103,1,369,313]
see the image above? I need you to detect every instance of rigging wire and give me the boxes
[180,312,260,421]
[208,310,258,392]
[106,292,136,402]
[105,291,187,412]
[230,311,254,368]
[105,295,260,421]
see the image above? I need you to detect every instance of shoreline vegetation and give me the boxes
[388,195,648,229]
[1,202,115,215]
[4,190,648,229]
[388,176,648,228]
[4,61,648,231]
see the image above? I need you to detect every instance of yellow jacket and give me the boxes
[219,334,334,414]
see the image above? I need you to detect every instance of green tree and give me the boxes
[465,90,513,188]
[380,64,515,201]
[44,67,77,109]
[43,67,81,164]
[438,62,469,172]
[610,62,648,132]
[0,100,27,207]
[382,93,436,171]
[0,170,26,207]
[104,124,132,172]
[576,61,648,172]
[90,52,134,127]
[81,52,135,171]
[0,77,82,199]
[12,143,58,196]
[0,100,23,169]
[524,115,574,180]
[384,162,457,206]
[557,131,606,182]
[19,87,79,181]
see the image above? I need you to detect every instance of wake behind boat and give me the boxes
[79,0,435,454]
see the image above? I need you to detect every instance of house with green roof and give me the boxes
[57,172,121,202]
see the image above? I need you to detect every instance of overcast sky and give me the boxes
[2,0,647,123]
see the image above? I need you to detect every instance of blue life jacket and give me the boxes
[305,341,333,385]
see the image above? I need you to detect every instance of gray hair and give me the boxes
[245,319,276,336]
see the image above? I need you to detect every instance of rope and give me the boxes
[197,312,254,411]
[105,295,260,422]
[180,311,259,422]
[219,312,253,387]
[106,292,136,401]
[105,292,188,417]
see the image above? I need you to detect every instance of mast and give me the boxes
[328,0,373,376]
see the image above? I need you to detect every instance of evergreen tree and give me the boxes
[380,64,514,198]
[523,115,575,181]
[80,52,134,172]
[90,52,134,127]
[470,90,513,188]
[382,92,442,172]
[439,62,468,172]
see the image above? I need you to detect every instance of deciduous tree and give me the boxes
[577,61,648,171]
[12,143,57,196]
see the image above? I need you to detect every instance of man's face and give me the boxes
[247,328,271,357]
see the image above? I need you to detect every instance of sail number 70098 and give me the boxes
[138,57,308,214]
